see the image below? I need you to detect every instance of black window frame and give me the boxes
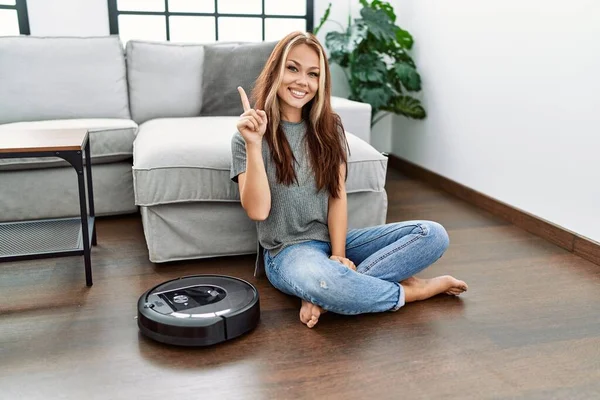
[0,0,30,35]
[107,0,314,42]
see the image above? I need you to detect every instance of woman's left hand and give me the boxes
[330,255,356,271]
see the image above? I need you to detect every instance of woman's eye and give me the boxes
[287,66,298,72]
[309,72,319,78]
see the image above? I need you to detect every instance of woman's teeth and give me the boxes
[290,89,306,99]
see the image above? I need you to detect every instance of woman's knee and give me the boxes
[419,220,450,253]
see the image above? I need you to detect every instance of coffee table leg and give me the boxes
[84,138,97,246]
[75,150,93,287]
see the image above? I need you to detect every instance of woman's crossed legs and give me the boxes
[264,221,468,328]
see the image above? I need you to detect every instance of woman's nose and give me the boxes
[296,75,308,87]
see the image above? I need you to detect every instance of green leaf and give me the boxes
[393,48,416,68]
[358,85,393,111]
[325,23,367,68]
[360,7,397,42]
[325,31,350,67]
[313,2,331,36]
[353,53,387,83]
[371,0,396,23]
[396,27,414,49]
[384,96,426,119]
[348,21,368,48]
[394,63,421,91]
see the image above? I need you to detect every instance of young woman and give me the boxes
[231,31,467,329]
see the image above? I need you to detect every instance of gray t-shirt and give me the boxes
[230,120,331,262]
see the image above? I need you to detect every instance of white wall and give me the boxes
[391,0,600,243]
[27,0,109,36]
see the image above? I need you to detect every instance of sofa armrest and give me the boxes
[331,96,372,144]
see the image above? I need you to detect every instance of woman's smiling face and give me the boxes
[277,43,320,121]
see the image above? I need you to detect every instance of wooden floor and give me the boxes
[1,169,599,400]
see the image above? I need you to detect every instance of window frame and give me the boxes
[0,0,30,35]
[106,0,314,42]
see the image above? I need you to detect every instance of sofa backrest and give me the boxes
[126,40,277,124]
[0,36,130,124]
[126,40,205,125]
[199,41,277,117]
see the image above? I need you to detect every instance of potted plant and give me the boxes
[314,0,425,127]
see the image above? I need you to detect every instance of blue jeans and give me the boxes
[264,221,450,315]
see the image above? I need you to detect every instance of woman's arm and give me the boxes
[328,163,348,257]
[238,142,271,221]
[235,86,271,221]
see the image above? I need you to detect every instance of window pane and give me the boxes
[0,1,17,6]
[217,0,261,15]
[0,9,19,36]
[170,16,215,43]
[265,0,306,16]
[169,0,214,13]
[265,18,306,41]
[218,17,262,42]
[117,0,164,12]
[118,15,166,44]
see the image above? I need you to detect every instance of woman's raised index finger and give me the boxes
[237,86,251,112]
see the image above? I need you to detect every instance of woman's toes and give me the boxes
[307,315,319,328]
[446,286,467,296]
[299,311,309,324]
[300,301,312,324]
[452,278,467,290]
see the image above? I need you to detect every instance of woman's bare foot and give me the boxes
[300,300,326,328]
[401,275,468,303]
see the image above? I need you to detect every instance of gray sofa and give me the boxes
[0,36,137,221]
[0,35,388,263]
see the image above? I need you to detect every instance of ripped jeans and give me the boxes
[263,221,450,314]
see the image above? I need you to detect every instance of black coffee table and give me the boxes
[0,129,97,286]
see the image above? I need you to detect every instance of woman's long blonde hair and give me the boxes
[251,31,348,198]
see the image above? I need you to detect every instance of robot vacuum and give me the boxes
[137,275,260,346]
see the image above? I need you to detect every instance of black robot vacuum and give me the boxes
[137,275,260,346]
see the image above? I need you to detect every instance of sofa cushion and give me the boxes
[0,36,130,124]
[200,41,277,116]
[0,162,136,222]
[0,119,138,171]
[132,117,387,206]
[126,40,205,125]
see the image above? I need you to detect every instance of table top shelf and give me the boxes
[0,129,88,154]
